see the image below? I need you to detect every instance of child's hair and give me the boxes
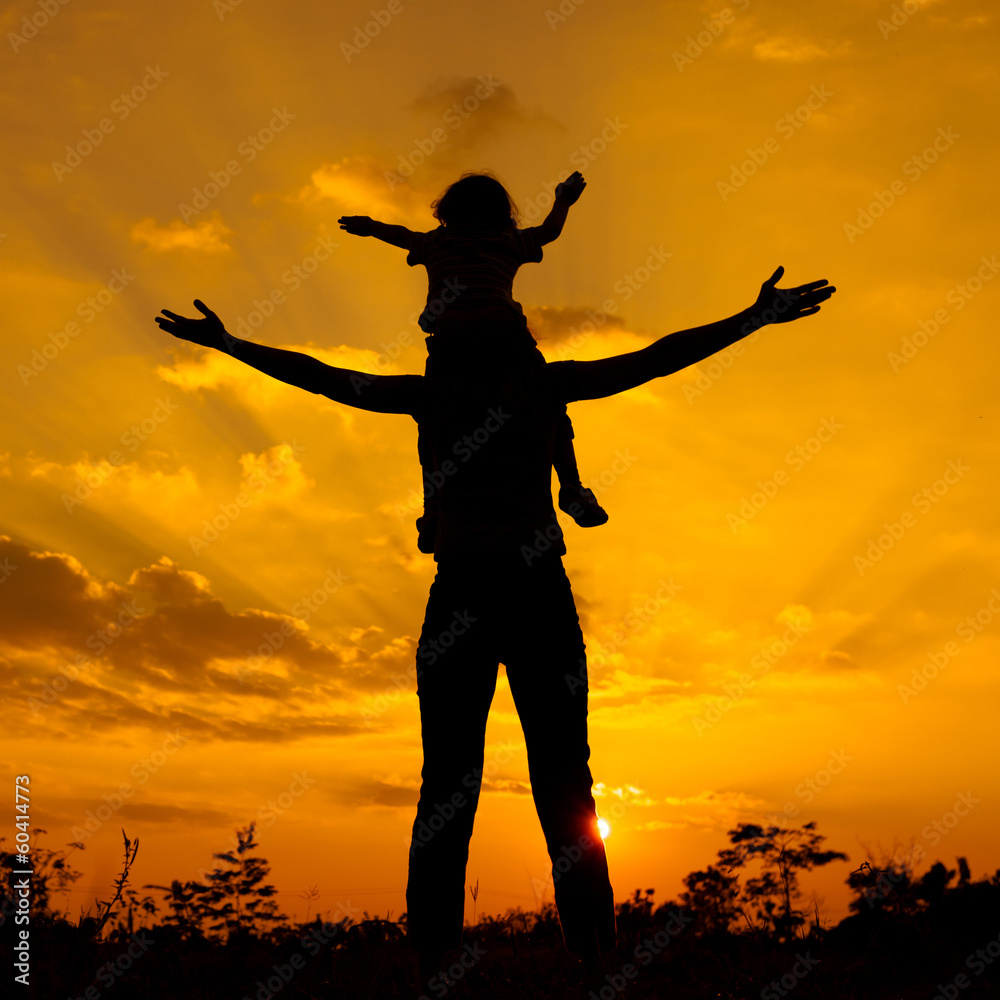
[431,172,519,229]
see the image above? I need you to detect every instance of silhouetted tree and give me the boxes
[680,864,740,935]
[0,829,83,925]
[147,823,285,941]
[717,821,848,939]
[190,823,286,940]
[847,857,918,918]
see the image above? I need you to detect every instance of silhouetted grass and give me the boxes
[4,823,998,999]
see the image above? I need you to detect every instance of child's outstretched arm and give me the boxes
[155,300,419,414]
[535,171,586,245]
[338,215,417,250]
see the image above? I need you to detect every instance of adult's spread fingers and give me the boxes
[790,278,831,294]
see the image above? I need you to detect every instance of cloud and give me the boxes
[750,34,849,63]
[338,776,420,809]
[297,156,426,221]
[408,76,558,156]
[296,81,555,222]
[661,789,768,829]
[128,557,213,604]
[336,771,530,809]
[156,342,404,400]
[524,306,627,345]
[0,536,418,742]
[131,215,233,253]
[52,798,232,827]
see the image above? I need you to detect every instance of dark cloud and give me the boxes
[524,305,626,345]
[410,76,560,158]
[1,536,414,742]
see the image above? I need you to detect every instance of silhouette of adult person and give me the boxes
[155,265,835,985]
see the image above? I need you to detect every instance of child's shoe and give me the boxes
[559,484,609,527]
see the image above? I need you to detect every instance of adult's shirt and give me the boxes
[331,354,580,561]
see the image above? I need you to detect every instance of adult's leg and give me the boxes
[500,553,616,956]
[406,558,501,961]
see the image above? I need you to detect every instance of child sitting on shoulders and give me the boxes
[339,170,607,553]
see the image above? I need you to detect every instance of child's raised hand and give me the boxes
[555,171,586,205]
[338,215,375,236]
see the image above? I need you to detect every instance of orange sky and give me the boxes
[2,0,999,929]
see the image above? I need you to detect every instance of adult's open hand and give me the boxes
[155,299,231,350]
[753,266,836,326]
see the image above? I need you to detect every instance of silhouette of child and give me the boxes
[338,170,607,553]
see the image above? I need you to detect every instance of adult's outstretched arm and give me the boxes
[570,267,836,401]
[155,300,419,414]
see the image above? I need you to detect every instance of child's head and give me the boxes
[432,172,518,229]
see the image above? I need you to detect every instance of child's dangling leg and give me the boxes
[415,423,439,554]
[553,410,608,527]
